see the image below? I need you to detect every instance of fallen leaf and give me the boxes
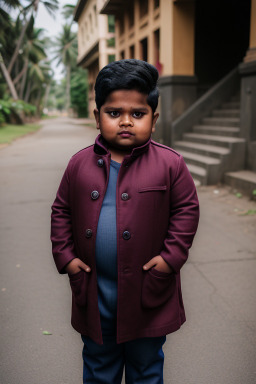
[43,331,52,335]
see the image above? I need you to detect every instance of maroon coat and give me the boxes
[51,134,199,345]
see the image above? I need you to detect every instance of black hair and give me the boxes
[94,59,159,112]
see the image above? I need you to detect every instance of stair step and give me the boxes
[231,95,240,102]
[179,150,221,165]
[187,163,206,176]
[202,117,240,127]
[187,164,207,185]
[193,125,240,137]
[221,101,240,109]
[175,141,230,157]
[225,171,256,196]
[183,133,245,147]
[212,109,240,118]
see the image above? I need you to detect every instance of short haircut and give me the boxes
[94,59,159,112]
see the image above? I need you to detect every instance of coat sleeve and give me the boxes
[160,155,200,273]
[51,161,77,274]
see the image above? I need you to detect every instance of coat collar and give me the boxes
[94,134,151,159]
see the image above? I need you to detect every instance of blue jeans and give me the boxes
[81,334,166,384]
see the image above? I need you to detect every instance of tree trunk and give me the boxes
[24,80,32,102]
[19,57,29,99]
[7,15,30,75]
[66,65,71,114]
[13,65,27,85]
[43,82,51,110]
[36,88,42,116]
[0,54,18,100]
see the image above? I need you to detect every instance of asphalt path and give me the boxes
[0,117,255,384]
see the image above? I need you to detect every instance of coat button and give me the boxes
[122,231,131,240]
[85,229,93,238]
[91,190,99,200]
[97,159,104,167]
[121,192,129,201]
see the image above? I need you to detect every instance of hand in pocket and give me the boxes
[143,255,173,274]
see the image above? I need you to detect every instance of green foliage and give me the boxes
[235,192,242,198]
[0,0,58,116]
[108,54,116,64]
[0,99,36,125]
[108,15,115,32]
[241,209,256,216]
[252,189,256,196]
[107,37,115,47]
[70,68,88,117]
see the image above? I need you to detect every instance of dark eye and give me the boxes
[132,112,144,118]
[109,111,120,117]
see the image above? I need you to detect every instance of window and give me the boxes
[89,14,93,33]
[108,54,116,63]
[154,29,162,74]
[139,0,148,18]
[140,38,148,61]
[107,37,115,47]
[129,45,135,59]
[94,5,97,26]
[120,50,125,59]
[154,29,160,63]
[108,15,115,33]
[154,0,160,9]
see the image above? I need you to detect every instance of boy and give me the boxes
[51,59,199,383]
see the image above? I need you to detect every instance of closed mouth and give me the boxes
[118,131,134,136]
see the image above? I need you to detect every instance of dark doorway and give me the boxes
[195,0,251,95]
[140,37,148,62]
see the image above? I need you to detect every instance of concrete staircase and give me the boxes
[174,95,246,185]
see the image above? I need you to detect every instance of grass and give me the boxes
[0,123,41,144]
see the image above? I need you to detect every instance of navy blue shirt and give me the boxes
[95,159,121,334]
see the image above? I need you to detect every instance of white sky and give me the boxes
[35,0,77,37]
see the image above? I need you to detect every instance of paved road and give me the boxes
[0,118,255,384]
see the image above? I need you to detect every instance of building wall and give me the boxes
[76,0,116,117]
[115,0,162,72]
[113,0,195,77]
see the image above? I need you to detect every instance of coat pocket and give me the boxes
[141,268,176,309]
[69,270,88,307]
[138,185,167,193]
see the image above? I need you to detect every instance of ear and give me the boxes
[151,112,159,133]
[94,109,100,130]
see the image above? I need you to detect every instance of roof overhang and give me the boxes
[74,0,88,22]
[77,42,99,68]
[100,0,123,15]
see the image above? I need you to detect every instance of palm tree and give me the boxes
[61,4,75,25]
[54,24,77,112]
[18,17,46,98]
[0,3,20,99]
[7,0,59,75]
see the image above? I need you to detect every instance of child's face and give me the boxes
[94,89,159,153]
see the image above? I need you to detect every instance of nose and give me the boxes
[119,114,133,127]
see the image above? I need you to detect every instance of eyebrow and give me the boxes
[104,107,149,112]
